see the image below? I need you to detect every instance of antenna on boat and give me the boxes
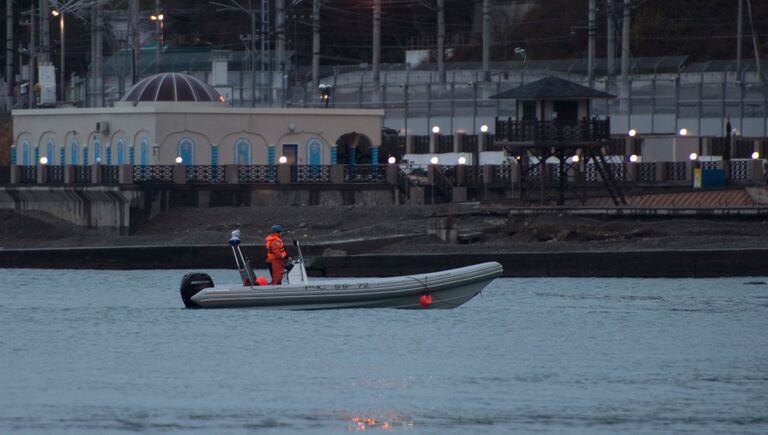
[229,227,256,287]
[291,240,309,284]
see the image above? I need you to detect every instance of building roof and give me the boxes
[489,76,616,100]
[121,72,223,103]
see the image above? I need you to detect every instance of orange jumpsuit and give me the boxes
[265,232,288,284]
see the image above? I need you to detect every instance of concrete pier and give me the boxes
[2,246,768,278]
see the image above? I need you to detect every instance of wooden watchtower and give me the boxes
[490,76,626,205]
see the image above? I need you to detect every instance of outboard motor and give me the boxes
[180,273,214,309]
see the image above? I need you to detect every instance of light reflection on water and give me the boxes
[1,269,767,434]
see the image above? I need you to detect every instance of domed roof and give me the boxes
[121,72,222,103]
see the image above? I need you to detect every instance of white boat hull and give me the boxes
[181,262,503,310]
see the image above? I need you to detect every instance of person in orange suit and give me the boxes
[265,224,288,284]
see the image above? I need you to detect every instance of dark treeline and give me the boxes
[1,0,766,81]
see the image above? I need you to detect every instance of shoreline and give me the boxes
[3,244,768,278]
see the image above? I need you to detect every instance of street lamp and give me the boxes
[513,47,527,62]
[628,129,637,137]
[52,9,65,101]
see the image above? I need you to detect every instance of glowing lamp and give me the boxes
[387,156,396,164]
[279,156,288,164]
[430,156,439,165]
[751,151,760,159]
[571,155,580,163]
[431,125,440,134]
[480,124,489,133]
[175,156,183,164]
[689,152,698,161]
[628,129,637,137]
[458,156,467,165]
[679,127,688,136]
[39,156,48,165]
[629,154,639,162]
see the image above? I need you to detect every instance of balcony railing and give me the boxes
[133,165,173,183]
[412,135,430,154]
[20,166,37,184]
[494,118,611,144]
[292,165,331,183]
[74,166,91,184]
[2,160,764,188]
[101,165,120,184]
[187,165,225,184]
[344,165,386,183]
[46,165,65,184]
[238,165,277,183]
[436,135,453,153]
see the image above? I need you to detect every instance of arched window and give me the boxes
[140,138,150,166]
[93,138,102,164]
[46,139,55,164]
[117,139,126,165]
[69,139,79,165]
[307,138,323,166]
[178,138,195,165]
[235,139,251,165]
[22,140,31,166]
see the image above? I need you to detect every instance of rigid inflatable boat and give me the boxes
[179,233,502,310]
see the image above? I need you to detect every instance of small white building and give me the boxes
[12,73,384,168]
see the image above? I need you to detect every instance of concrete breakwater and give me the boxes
[2,245,768,278]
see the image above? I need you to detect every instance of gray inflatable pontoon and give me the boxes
[180,236,502,310]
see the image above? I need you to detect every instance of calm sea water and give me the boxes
[1,268,767,434]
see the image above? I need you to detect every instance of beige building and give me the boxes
[12,73,384,168]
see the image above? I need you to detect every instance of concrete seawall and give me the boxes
[2,246,768,278]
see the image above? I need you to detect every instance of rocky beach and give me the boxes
[3,202,768,255]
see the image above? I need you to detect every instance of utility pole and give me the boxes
[311,0,320,89]
[39,0,49,62]
[130,0,140,85]
[606,0,615,80]
[29,2,36,109]
[736,0,743,76]
[261,0,268,102]
[6,0,13,100]
[620,0,630,82]
[437,0,445,83]
[95,2,103,106]
[372,0,380,89]
[482,0,491,81]
[155,0,161,73]
[746,0,763,81]
[276,0,285,106]
[588,0,596,82]
[59,11,64,101]
[250,2,256,106]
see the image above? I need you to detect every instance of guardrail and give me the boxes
[133,165,173,183]
[2,160,764,189]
